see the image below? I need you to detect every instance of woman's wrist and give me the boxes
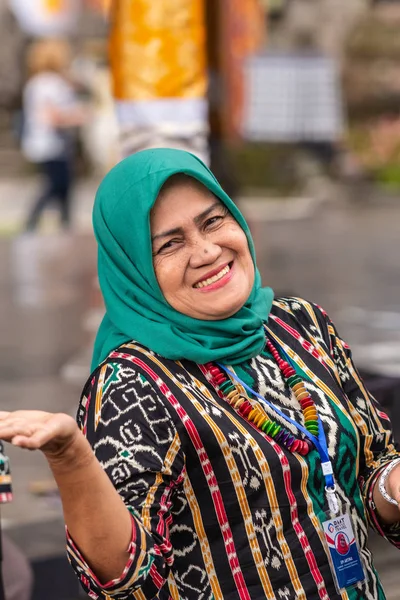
[372,460,400,526]
[385,461,400,503]
[45,430,95,481]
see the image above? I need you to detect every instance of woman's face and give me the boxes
[151,179,255,320]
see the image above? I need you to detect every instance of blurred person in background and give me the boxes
[21,38,86,232]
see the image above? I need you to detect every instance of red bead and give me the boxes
[298,441,309,456]
[283,367,296,378]
[240,403,253,418]
[214,374,226,384]
[209,367,220,376]
[290,439,301,453]
[299,399,314,410]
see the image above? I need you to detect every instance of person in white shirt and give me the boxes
[22,39,85,231]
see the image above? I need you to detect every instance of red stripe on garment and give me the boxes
[270,444,329,600]
[130,356,252,600]
[270,316,330,368]
[199,363,329,599]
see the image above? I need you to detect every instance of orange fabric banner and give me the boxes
[109,0,207,101]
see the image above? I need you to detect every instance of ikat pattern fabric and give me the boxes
[67,298,400,600]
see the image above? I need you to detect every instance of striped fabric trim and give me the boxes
[120,351,253,600]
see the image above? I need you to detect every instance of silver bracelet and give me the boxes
[378,458,400,506]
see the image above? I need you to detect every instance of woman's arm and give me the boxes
[0,411,132,582]
[0,360,184,599]
[313,305,400,539]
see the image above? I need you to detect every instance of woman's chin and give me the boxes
[194,298,247,321]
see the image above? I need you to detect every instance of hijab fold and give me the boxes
[91,148,274,371]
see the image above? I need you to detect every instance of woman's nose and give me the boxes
[189,236,222,268]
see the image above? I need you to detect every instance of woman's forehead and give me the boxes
[151,179,222,225]
[157,174,215,201]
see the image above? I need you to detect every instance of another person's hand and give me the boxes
[0,410,81,460]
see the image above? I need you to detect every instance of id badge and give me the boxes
[322,513,366,590]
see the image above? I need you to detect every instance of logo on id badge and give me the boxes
[322,513,365,590]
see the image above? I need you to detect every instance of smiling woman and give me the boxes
[151,174,255,320]
[0,149,400,600]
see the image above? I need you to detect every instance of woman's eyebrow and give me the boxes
[151,226,183,243]
[151,201,222,242]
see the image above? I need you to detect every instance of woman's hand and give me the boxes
[0,410,81,460]
[0,411,133,582]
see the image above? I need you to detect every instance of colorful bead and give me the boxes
[261,420,270,433]
[287,375,301,386]
[241,403,253,418]
[219,380,234,393]
[255,413,266,428]
[283,366,295,377]
[303,407,317,419]
[271,423,281,437]
[233,398,245,410]
[292,382,305,394]
[204,344,319,458]
[265,421,276,435]
[298,442,309,456]
[299,399,314,410]
[290,439,300,453]
[248,409,258,422]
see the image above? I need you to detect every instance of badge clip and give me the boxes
[325,484,340,515]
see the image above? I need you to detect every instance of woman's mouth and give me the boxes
[193,262,233,291]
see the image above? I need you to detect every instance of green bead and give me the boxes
[266,421,275,435]
[271,423,281,437]
[306,420,319,429]
[261,420,271,432]
[219,381,234,393]
[287,375,301,386]
[307,426,319,435]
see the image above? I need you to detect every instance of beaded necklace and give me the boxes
[202,338,319,456]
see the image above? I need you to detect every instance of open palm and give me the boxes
[0,410,80,457]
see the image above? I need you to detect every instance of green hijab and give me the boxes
[91,148,274,371]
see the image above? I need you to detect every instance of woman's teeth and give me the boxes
[194,265,230,289]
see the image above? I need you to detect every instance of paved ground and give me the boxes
[1,175,399,598]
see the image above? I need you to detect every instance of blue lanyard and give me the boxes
[216,362,336,493]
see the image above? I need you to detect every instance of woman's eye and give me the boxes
[204,214,224,229]
[156,239,181,254]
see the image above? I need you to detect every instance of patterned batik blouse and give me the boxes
[67,298,400,600]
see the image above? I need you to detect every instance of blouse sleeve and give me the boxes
[67,360,185,599]
[313,303,400,548]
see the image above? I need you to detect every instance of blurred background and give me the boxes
[0,0,399,598]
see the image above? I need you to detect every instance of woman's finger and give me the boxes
[11,431,52,450]
[0,422,35,441]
